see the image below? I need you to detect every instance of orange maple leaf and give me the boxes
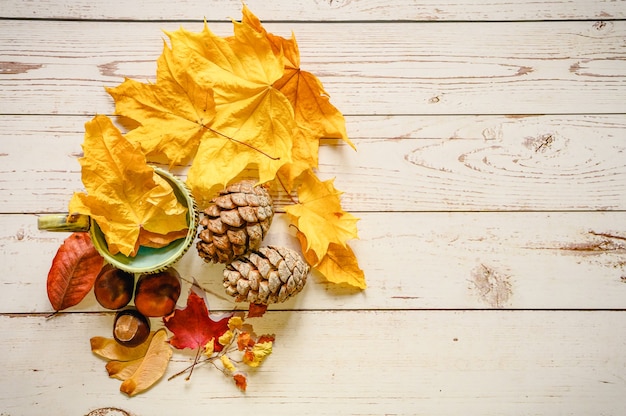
[239,6,355,190]
[68,115,188,257]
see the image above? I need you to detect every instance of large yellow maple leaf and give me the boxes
[166,19,296,204]
[69,115,188,257]
[107,45,216,167]
[108,15,296,206]
[285,169,359,262]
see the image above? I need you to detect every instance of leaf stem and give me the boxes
[205,126,280,161]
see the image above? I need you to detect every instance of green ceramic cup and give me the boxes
[38,168,198,274]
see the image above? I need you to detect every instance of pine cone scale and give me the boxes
[196,180,274,264]
[223,246,309,305]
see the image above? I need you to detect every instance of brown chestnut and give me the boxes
[113,309,151,347]
[94,264,135,310]
[134,268,181,317]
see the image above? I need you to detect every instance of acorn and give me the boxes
[113,309,151,347]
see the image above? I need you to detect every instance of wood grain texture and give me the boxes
[3,0,625,21]
[1,20,625,115]
[4,211,626,313]
[2,1,626,413]
[1,114,625,213]
[2,311,626,415]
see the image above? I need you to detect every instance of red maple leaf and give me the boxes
[163,290,231,351]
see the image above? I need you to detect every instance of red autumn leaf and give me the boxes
[247,302,268,318]
[163,290,231,351]
[233,373,247,392]
[46,232,104,311]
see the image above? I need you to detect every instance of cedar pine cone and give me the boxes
[223,246,309,304]
[196,180,273,264]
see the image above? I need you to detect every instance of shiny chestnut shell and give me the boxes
[93,264,135,310]
[113,309,151,347]
[134,268,181,317]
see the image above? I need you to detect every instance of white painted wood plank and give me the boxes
[4,211,626,313]
[2,114,624,213]
[1,20,625,115]
[3,0,625,21]
[1,311,625,415]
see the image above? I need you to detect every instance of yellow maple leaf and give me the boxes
[220,355,237,373]
[68,115,188,257]
[107,44,216,167]
[285,169,359,261]
[165,19,296,204]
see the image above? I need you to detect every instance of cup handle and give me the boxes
[38,213,91,232]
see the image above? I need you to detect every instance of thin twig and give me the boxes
[185,346,203,381]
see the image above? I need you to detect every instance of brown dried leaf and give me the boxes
[119,329,172,396]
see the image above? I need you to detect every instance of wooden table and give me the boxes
[2,1,626,414]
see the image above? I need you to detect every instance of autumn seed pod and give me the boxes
[223,246,309,304]
[197,180,274,264]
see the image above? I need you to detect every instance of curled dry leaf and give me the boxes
[247,303,268,318]
[242,341,273,368]
[90,329,172,397]
[47,232,104,311]
[68,115,188,257]
[233,373,248,392]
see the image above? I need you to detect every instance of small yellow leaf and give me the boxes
[221,355,237,373]
[69,115,188,257]
[119,329,173,396]
[296,231,365,289]
[242,341,273,368]
[203,338,215,357]
[285,169,359,261]
[227,316,244,331]
[218,330,234,347]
